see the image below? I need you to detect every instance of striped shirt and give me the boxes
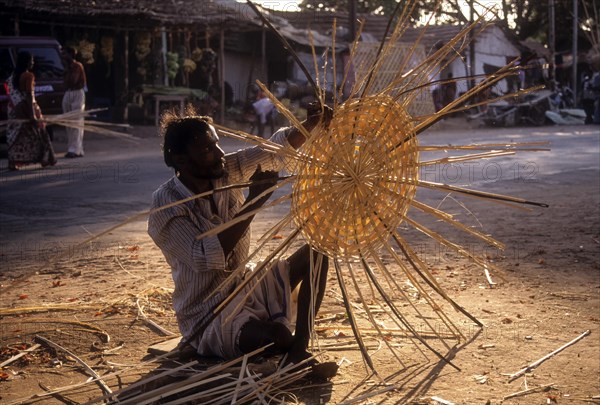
[148,128,292,344]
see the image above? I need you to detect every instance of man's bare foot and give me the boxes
[284,350,338,380]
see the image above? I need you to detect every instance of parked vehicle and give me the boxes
[479,89,553,127]
[0,37,65,156]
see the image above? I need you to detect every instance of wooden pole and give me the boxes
[220,28,225,123]
[549,0,556,90]
[261,25,267,82]
[572,0,578,104]
[161,26,168,86]
[124,30,129,121]
[348,0,356,41]
[468,0,476,91]
[14,14,19,36]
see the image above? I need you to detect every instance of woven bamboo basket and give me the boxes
[292,95,419,259]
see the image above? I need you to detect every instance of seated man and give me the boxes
[148,105,336,377]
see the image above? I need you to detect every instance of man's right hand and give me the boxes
[247,165,278,205]
[305,101,333,132]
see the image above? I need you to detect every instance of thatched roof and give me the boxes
[0,0,334,47]
[0,0,264,29]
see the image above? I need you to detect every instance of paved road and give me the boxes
[0,126,253,272]
[0,123,598,274]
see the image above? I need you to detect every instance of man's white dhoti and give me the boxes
[196,260,295,359]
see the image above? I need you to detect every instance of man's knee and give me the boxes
[238,319,293,354]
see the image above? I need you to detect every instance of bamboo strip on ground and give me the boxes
[0,343,41,368]
[34,335,113,398]
[507,330,591,382]
[504,382,556,400]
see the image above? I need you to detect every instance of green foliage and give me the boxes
[298,0,597,52]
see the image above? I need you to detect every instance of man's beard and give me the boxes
[202,163,226,180]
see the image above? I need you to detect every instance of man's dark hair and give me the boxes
[160,106,213,170]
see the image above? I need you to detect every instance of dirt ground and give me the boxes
[0,120,599,404]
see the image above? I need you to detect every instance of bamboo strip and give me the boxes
[0,304,98,316]
[135,298,176,336]
[334,259,375,372]
[34,335,114,398]
[0,343,41,368]
[507,330,591,382]
[418,141,550,151]
[417,179,548,208]
[366,240,463,347]
[418,150,516,166]
[231,354,249,404]
[503,383,556,400]
[1,318,110,342]
[409,199,505,249]
[194,191,292,241]
[345,260,405,366]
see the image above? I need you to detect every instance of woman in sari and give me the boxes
[6,51,56,170]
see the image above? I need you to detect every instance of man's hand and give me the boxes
[247,165,278,206]
[219,166,278,256]
[288,102,334,149]
[304,101,333,132]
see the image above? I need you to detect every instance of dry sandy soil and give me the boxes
[0,121,598,404]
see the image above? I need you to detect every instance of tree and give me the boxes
[299,0,598,53]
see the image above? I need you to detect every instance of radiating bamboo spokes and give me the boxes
[409,199,505,250]
[195,192,292,242]
[356,0,421,98]
[355,253,461,371]
[417,179,549,208]
[403,215,501,274]
[334,259,376,372]
[337,19,365,104]
[343,260,408,366]
[389,231,484,328]
[352,208,470,343]
[418,141,550,152]
[413,84,546,123]
[418,150,517,166]
[410,62,520,135]
[212,228,302,326]
[363,241,463,347]
[201,212,297,305]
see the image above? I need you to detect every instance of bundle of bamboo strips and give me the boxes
[0,108,136,141]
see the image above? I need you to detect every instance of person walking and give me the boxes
[581,73,597,124]
[61,46,86,158]
[6,51,56,170]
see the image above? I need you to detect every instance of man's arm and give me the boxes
[286,102,333,149]
[217,167,277,256]
[216,102,332,255]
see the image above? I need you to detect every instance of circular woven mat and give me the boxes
[292,95,419,259]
